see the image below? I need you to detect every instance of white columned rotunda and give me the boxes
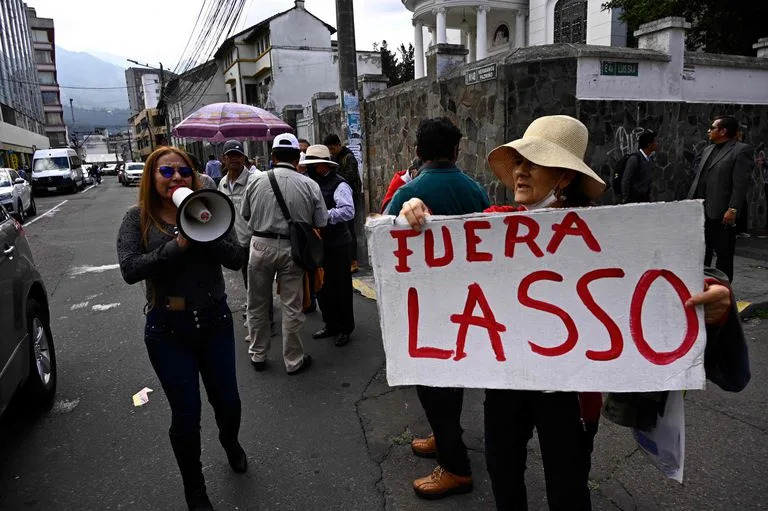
[403,0,627,79]
[404,0,530,78]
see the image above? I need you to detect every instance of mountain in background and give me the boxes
[83,50,129,69]
[56,46,129,110]
[67,107,133,135]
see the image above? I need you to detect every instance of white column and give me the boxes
[460,27,468,61]
[413,20,425,79]
[435,8,447,44]
[476,6,488,60]
[515,10,526,48]
[428,26,435,47]
[467,31,475,62]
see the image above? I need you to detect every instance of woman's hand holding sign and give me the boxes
[687,281,731,325]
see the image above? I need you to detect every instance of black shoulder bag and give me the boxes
[267,171,324,270]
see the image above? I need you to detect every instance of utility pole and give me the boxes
[335,0,366,263]
[69,98,75,123]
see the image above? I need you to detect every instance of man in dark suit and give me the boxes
[621,130,657,203]
[687,115,753,281]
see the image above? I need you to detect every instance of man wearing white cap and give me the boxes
[303,144,356,347]
[241,134,329,375]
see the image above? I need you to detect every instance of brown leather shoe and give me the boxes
[413,465,473,499]
[410,434,436,458]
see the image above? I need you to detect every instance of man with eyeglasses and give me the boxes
[687,115,753,281]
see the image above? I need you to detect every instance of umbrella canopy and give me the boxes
[172,102,293,142]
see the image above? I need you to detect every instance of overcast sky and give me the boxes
[27,0,416,69]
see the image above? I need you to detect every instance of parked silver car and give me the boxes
[0,206,56,417]
[0,168,36,221]
[122,162,145,186]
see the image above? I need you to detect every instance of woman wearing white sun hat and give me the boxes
[399,115,739,510]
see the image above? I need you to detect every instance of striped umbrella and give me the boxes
[172,102,293,142]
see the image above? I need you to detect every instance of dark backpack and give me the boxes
[611,153,639,196]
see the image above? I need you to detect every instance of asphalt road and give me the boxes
[0,178,766,510]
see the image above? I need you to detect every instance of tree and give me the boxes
[397,43,415,84]
[377,40,400,86]
[374,40,415,86]
[602,0,768,56]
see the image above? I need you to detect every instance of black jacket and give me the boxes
[621,151,653,203]
[687,140,753,220]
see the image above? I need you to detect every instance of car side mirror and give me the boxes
[9,211,22,223]
[13,178,25,185]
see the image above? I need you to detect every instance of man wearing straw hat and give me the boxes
[303,144,356,347]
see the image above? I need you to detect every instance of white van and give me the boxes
[31,148,85,194]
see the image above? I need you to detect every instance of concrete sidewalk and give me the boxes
[351,237,767,511]
[733,233,768,317]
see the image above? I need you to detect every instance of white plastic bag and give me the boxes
[632,390,685,483]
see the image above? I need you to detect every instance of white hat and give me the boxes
[272,133,299,150]
[487,115,606,199]
[301,145,338,166]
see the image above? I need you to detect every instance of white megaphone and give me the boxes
[172,187,235,243]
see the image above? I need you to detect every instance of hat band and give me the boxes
[304,155,332,162]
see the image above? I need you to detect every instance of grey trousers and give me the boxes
[246,237,306,371]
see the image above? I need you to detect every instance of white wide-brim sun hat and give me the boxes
[487,115,606,200]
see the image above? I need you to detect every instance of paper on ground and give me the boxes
[132,387,154,407]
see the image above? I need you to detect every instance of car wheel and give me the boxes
[16,200,25,222]
[26,195,37,217]
[21,299,57,411]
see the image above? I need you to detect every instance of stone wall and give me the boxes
[578,100,768,226]
[316,105,343,144]
[362,53,508,212]
[319,45,768,229]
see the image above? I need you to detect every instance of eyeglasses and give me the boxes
[157,165,194,178]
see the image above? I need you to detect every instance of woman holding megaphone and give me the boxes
[117,146,246,510]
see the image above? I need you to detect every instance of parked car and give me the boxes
[101,163,118,176]
[0,168,36,221]
[122,162,145,186]
[0,205,57,418]
[31,148,85,194]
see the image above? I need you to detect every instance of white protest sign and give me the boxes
[366,201,706,392]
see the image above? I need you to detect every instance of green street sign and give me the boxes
[600,61,639,76]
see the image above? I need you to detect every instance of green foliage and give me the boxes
[374,40,416,86]
[602,0,768,56]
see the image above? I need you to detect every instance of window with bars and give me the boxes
[553,0,587,44]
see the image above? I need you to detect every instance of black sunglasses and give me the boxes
[158,165,194,178]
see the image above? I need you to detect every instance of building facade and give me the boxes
[132,108,166,160]
[26,6,67,148]
[0,0,50,169]
[403,0,626,78]
[214,0,382,122]
[125,67,166,117]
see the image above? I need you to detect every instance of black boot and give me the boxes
[215,406,248,473]
[169,432,214,510]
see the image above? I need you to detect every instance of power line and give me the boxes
[0,77,135,90]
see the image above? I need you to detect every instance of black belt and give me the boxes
[252,230,290,239]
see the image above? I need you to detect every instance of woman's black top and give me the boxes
[117,206,242,310]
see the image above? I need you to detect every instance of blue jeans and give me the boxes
[144,298,241,438]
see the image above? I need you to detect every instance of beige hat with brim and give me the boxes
[487,115,606,199]
[302,144,338,166]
